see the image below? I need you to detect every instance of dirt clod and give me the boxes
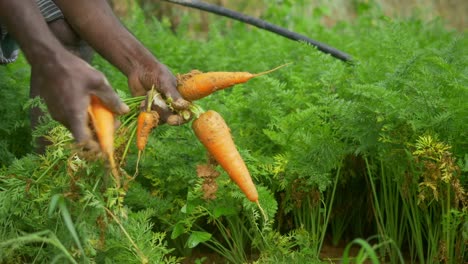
[197,163,220,200]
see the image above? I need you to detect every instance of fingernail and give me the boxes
[167,115,184,126]
[173,98,191,110]
[120,103,130,114]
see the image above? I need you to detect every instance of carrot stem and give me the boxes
[145,86,157,112]
[119,123,137,167]
[188,104,205,119]
[104,207,148,264]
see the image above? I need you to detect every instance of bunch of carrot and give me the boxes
[175,64,291,219]
[91,63,288,219]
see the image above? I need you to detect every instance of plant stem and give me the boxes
[104,207,149,264]
[318,165,341,254]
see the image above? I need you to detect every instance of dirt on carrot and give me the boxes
[196,162,220,200]
[136,111,160,151]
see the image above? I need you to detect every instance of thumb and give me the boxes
[93,78,129,115]
[68,109,99,151]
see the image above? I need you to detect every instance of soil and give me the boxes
[180,242,373,264]
[196,163,220,200]
[320,243,372,264]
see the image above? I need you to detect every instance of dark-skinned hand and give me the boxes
[31,50,129,149]
[127,59,191,126]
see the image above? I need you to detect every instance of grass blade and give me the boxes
[342,238,380,264]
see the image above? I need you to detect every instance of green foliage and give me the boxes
[0,56,32,165]
[0,126,179,263]
[0,2,467,263]
[342,237,404,264]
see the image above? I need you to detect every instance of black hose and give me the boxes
[161,0,352,62]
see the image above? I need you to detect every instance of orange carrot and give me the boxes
[134,87,160,179]
[136,111,159,151]
[136,87,160,151]
[178,63,291,101]
[192,110,258,202]
[88,95,120,187]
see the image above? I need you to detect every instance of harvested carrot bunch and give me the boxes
[177,63,291,101]
[88,95,120,188]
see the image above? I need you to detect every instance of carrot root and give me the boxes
[178,63,292,101]
[192,110,258,202]
[88,95,120,189]
[134,87,160,179]
[251,62,292,77]
[256,200,268,223]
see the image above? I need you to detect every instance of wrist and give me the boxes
[118,42,160,77]
[123,47,161,77]
[26,39,68,66]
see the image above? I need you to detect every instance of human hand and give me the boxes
[31,50,129,148]
[127,60,191,125]
[47,0,190,125]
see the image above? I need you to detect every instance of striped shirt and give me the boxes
[36,0,63,22]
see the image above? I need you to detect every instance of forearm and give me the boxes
[53,0,156,76]
[0,0,65,65]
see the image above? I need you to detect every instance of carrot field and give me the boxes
[0,1,467,263]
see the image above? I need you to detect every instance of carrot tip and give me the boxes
[256,200,268,223]
[252,62,293,77]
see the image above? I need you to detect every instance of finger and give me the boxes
[68,109,98,151]
[154,107,172,125]
[93,77,130,115]
[114,118,121,130]
[171,98,191,111]
[152,93,170,111]
[139,101,146,112]
[166,114,188,126]
[81,139,101,153]
[158,73,190,110]
[161,87,191,111]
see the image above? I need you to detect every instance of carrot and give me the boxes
[178,63,291,101]
[88,95,120,188]
[136,87,160,151]
[136,111,159,151]
[192,110,258,201]
[192,110,267,220]
[133,87,160,179]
